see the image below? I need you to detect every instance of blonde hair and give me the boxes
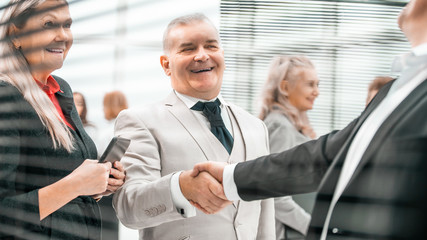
[259,55,315,136]
[103,91,128,121]
[0,0,74,152]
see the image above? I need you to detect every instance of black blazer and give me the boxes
[0,76,100,239]
[234,79,427,239]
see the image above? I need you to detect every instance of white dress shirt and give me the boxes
[223,43,427,239]
[170,91,233,217]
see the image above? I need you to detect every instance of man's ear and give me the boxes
[160,55,171,76]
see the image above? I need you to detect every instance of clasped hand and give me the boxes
[70,160,126,200]
[93,161,126,199]
[180,162,230,214]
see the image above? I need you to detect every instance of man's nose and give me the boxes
[194,47,209,62]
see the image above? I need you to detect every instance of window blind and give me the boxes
[219,0,410,135]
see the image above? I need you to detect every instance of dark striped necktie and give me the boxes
[191,98,234,154]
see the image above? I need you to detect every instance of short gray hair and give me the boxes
[162,13,219,53]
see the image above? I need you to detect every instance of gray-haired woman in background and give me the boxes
[259,55,320,240]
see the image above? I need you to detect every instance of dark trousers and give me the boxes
[98,196,119,240]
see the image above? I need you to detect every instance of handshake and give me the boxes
[179,162,232,214]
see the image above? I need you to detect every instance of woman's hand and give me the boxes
[68,159,112,196]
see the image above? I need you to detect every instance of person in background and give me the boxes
[97,90,128,155]
[0,0,125,239]
[96,90,129,240]
[113,13,275,240]
[74,90,123,240]
[365,76,393,106]
[259,55,319,239]
[73,91,99,143]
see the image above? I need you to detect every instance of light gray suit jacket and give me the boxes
[113,91,275,240]
[264,111,313,239]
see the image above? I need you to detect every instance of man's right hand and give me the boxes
[191,162,227,183]
[179,169,231,214]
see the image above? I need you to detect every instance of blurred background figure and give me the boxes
[258,55,319,240]
[97,90,129,240]
[73,92,99,144]
[74,91,120,240]
[366,76,394,106]
[98,90,129,154]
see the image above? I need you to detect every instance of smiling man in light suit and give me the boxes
[192,0,427,239]
[112,13,275,240]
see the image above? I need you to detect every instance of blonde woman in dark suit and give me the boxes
[259,55,319,240]
[0,1,125,239]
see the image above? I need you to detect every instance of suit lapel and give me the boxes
[345,79,427,188]
[54,79,96,159]
[165,92,224,162]
[316,82,392,194]
[310,81,394,228]
[227,105,256,209]
[227,105,257,161]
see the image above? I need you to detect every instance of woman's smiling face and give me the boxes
[13,0,72,80]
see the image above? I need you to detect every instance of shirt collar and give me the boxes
[34,75,62,95]
[174,90,228,109]
[412,43,427,56]
[391,43,427,73]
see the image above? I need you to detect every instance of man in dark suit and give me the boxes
[191,0,427,239]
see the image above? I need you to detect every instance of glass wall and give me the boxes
[219,0,409,135]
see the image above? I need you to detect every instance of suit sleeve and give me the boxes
[266,115,311,234]
[112,109,185,229]
[235,117,359,201]
[274,196,310,234]
[267,118,302,153]
[0,86,44,237]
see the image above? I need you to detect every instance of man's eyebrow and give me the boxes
[206,39,219,44]
[178,42,194,48]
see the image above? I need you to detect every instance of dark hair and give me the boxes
[73,92,88,124]
[368,76,393,92]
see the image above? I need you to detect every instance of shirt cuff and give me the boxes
[170,171,196,218]
[223,163,242,201]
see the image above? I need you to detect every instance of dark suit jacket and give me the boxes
[0,76,100,240]
[234,79,427,239]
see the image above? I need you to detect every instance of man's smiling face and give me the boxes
[160,20,225,100]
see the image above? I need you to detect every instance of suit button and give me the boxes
[332,228,339,234]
